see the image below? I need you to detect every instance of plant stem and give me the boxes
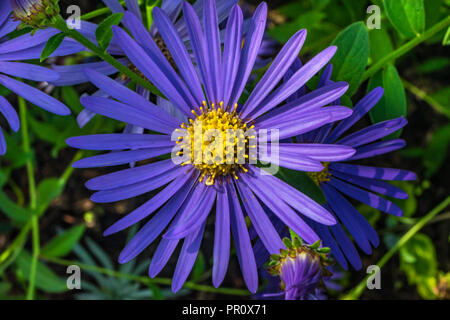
[19,97,39,300]
[52,16,163,98]
[40,255,251,296]
[343,195,450,300]
[362,16,450,82]
[403,79,450,119]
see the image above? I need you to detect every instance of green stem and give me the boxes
[40,255,250,296]
[343,196,450,300]
[403,79,450,119]
[19,97,39,300]
[362,16,450,82]
[52,16,163,98]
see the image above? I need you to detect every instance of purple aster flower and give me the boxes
[67,1,356,293]
[294,64,417,271]
[263,238,333,300]
[0,1,84,154]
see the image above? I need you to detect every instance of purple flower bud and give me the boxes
[10,0,60,28]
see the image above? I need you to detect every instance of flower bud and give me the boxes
[10,0,60,29]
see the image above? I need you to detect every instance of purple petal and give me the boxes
[85,159,176,191]
[256,82,349,126]
[249,46,337,119]
[212,186,231,288]
[278,143,356,162]
[349,139,406,161]
[83,68,181,128]
[111,26,191,115]
[116,174,197,262]
[0,61,59,82]
[221,5,243,106]
[172,222,206,292]
[73,147,172,168]
[101,0,124,13]
[67,134,173,151]
[182,1,216,102]
[148,239,179,278]
[330,169,408,200]
[235,179,284,254]
[250,167,336,225]
[326,87,385,143]
[241,29,307,118]
[0,96,19,132]
[228,2,267,106]
[228,182,258,293]
[337,117,407,148]
[125,0,141,20]
[152,7,204,104]
[163,185,216,240]
[50,60,123,87]
[90,166,189,203]
[328,177,403,216]
[203,0,222,102]
[240,170,320,244]
[80,96,175,134]
[120,12,199,109]
[330,163,417,181]
[322,185,373,254]
[0,75,70,116]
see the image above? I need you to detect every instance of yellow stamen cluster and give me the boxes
[307,162,331,186]
[176,101,255,186]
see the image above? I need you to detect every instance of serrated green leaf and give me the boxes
[40,33,65,62]
[95,13,124,51]
[330,21,369,96]
[367,64,407,138]
[383,0,425,38]
[16,251,67,293]
[0,191,33,223]
[41,225,86,258]
[275,167,326,205]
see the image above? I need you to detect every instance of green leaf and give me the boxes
[399,233,437,287]
[383,0,425,38]
[443,26,450,45]
[41,225,86,258]
[16,251,67,293]
[369,28,394,63]
[367,64,407,138]
[61,86,83,114]
[416,57,450,74]
[423,124,450,177]
[0,191,33,223]
[330,22,369,96]
[275,167,326,204]
[95,13,124,51]
[36,178,65,214]
[191,252,205,282]
[40,33,65,62]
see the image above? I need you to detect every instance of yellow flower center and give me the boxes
[307,162,331,185]
[176,101,255,186]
